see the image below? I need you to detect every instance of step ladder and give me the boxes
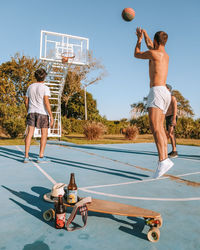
[34,30,89,138]
[33,62,68,138]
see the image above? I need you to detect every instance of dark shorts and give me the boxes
[166,115,177,131]
[26,113,49,129]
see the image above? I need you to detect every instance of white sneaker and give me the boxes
[154,158,174,179]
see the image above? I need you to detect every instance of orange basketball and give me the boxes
[122,8,135,22]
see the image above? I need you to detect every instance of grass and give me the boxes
[60,134,154,144]
[61,134,200,147]
[1,134,200,146]
[0,137,39,146]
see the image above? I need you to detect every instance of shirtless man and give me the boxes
[166,84,178,158]
[134,28,174,178]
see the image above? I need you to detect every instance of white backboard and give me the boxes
[40,30,89,65]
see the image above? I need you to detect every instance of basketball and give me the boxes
[122,8,135,22]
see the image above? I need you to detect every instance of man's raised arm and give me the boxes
[142,29,154,50]
[134,27,153,60]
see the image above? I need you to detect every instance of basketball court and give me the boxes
[0,142,199,250]
[1,26,200,249]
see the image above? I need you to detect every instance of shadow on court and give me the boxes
[1,185,54,228]
[0,146,36,163]
[47,141,200,161]
[50,158,149,180]
[1,144,199,164]
[2,185,148,241]
[0,147,149,180]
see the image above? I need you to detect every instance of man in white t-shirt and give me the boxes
[24,68,54,163]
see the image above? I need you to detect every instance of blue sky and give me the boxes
[1,0,200,120]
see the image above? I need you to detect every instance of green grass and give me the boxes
[0,137,39,146]
[60,134,200,146]
[1,134,200,147]
[60,134,148,144]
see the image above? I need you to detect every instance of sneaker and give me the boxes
[37,156,48,163]
[168,151,178,158]
[23,157,30,163]
[154,158,174,179]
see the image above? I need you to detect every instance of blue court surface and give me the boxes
[0,142,200,250]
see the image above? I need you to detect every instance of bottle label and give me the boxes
[55,213,65,228]
[67,190,78,204]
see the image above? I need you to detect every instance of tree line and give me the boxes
[130,91,200,139]
[0,53,105,137]
[0,53,199,139]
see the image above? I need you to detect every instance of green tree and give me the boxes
[0,53,42,105]
[130,101,147,118]
[66,90,102,120]
[130,90,194,118]
[172,90,194,117]
[131,114,151,134]
[0,53,42,137]
[62,52,106,116]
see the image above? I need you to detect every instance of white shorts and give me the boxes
[146,86,171,114]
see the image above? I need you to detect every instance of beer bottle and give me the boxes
[67,173,78,205]
[55,195,66,229]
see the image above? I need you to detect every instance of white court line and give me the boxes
[80,171,200,190]
[79,188,200,201]
[16,146,56,185]
[15,146,200,202]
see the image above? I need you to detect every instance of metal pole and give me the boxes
[84,85,87,120]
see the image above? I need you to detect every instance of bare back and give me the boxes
[149,50,169,88]
[166,95,177,117]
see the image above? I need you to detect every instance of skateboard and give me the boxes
[43,196,162,242]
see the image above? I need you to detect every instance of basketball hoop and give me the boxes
[61,52,75,64]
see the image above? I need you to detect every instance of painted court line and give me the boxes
[79,188,200,201]
[80,171,200,189]
[15,146,57,185]
[15,145,200,202]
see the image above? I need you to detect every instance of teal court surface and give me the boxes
[0,142,200,250]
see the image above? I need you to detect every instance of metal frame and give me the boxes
[34,30,89,138]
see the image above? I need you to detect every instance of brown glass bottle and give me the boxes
[67,173,78,205]
[55,195,66,229]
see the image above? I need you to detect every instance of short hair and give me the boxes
[154,31,168,46]
[35,68,47,82]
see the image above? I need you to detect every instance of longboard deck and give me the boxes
[64,198,161,219]
[43,196,162,242]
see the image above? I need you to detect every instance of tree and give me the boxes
[0,53,42,137]
[62,52,106,116]
[130,89,194,118]
[62,70,82,116]
[130,101,147,118]
[66,90,102,120]
[172,90,194,117]
[0,53,42,105]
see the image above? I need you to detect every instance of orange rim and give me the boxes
[61,53,75,64]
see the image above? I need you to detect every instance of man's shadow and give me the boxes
[2,185,54,228]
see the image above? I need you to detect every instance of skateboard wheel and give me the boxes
[147,227,160,242]
[43,209,55,221]
[156,216,163,228]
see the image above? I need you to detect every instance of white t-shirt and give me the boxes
[26,83,51,115]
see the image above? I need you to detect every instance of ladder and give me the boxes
[33,62,68,138]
